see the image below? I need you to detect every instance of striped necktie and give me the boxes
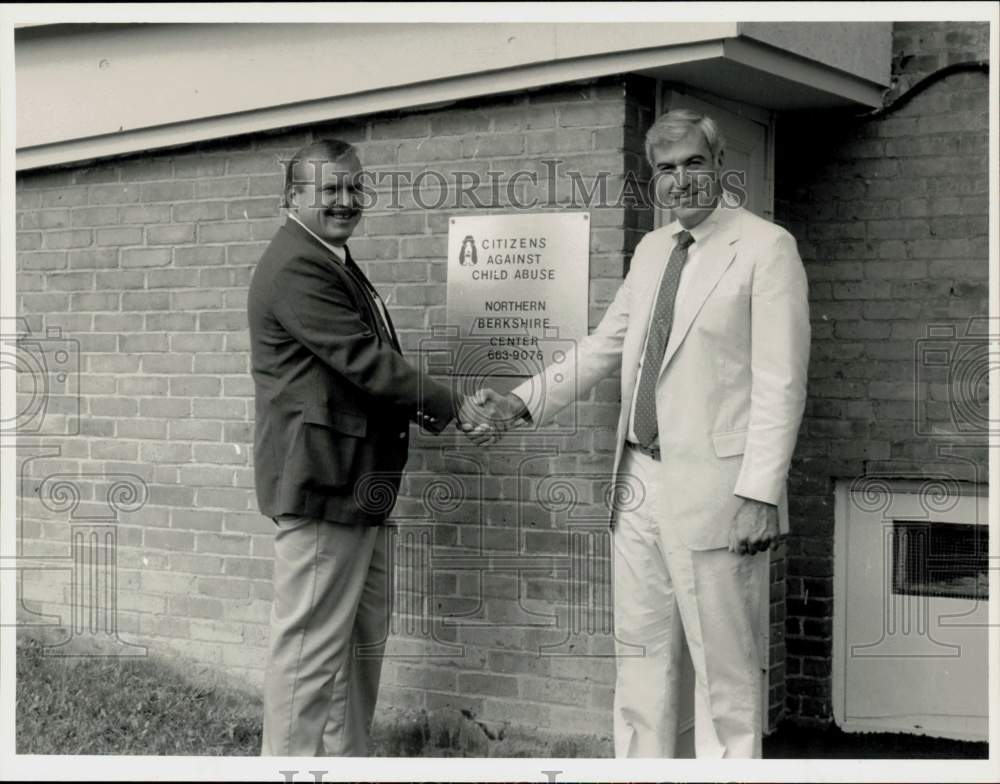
[342,246,401,352]
[632,230,695,449]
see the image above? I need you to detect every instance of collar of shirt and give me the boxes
[663,189,736,248]
[287,212,346,263]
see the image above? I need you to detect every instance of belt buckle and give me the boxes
[628,442,660,461]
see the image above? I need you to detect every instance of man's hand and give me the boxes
[456,389,528,446]
[727,497,781,555]
[457,389,499,446]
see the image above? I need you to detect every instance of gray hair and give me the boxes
[644,109,725,166]
[283,139,360,209]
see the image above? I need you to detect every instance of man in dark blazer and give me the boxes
[249,139,475,756]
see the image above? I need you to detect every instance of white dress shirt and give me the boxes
[288,212,347,262]
[626,204,723,444]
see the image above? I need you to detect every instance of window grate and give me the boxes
[891,521,988,601]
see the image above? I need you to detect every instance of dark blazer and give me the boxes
[248,218,457,525]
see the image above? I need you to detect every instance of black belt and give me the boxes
[626,441,660,461]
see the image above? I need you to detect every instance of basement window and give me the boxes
[891,521,989,601]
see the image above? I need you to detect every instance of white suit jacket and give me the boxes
[512,200,810,550]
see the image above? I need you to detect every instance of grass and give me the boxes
[16,634,262,755]
[370,708,610,758]
[15,631,609,757]
[20,631,982,759]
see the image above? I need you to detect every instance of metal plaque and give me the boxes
[443,212,590,378]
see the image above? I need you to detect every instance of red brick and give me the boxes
[429,111,491,136]
[45,229,93,249]
[120,203,172,223]
[168,595,224,620]
[174,158,227,178]
[226,198,281,220]
[68,292,118,311]
[175,246,226,267]
[172,508,225,531]
[122,291,170,311]
[394,665,457,691]
[363,213,424,236]
[224,512,273,535]
[196,577,250,601]
[198,222,253,243]
[139,181,193,203]
[95,226,143,246]
[122,248,171,268]
[140,441,193,464]
[248,175,284,197]
[177,465,234,488]
[169,419,223,441]
[145,528,195,552]
[196,533,251,556]
[138,396,189,416]
[88,184,139,204]
[146,313,198,332]
[16,272,46,291]
[146,267,194,289]
[461,134,525,158]
[70,206,116,227]
[147,224,197,245]
[198,311,248,332]
[171,333,225,352]
[250,218,282,240]
[370,116,430,139]
[223,150,284,174]
[18,251,67,270]
[226,243,268,265]
[161,553,222,579]
[492,106,556,132]
[195,177,248,198]
[172,201,227,222]
[120,158,172,181]
[224,557,273,579]
[44,271,93,292]
[558,103,624,128]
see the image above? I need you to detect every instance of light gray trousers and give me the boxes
[613,448,768,758]
[261,516,390,757]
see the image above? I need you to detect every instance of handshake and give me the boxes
[455,389,530,446]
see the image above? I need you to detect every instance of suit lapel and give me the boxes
[657,205,742,378]
[283,219,402,354]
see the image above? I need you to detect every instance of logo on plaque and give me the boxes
[458,235,478,266]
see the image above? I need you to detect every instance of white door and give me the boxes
[833,482,988,741]
[654,86,775,755]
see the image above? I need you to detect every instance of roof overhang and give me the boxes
[15,22,890,171]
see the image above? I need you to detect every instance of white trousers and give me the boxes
[261,516,390,757]
[613,448,768,758]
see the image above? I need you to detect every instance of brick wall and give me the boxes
[16,76,652,743]
[20,21,982,738]
[774,21,990,722]
[373,77,659,740]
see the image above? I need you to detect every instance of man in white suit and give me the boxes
[473,109,810,758]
